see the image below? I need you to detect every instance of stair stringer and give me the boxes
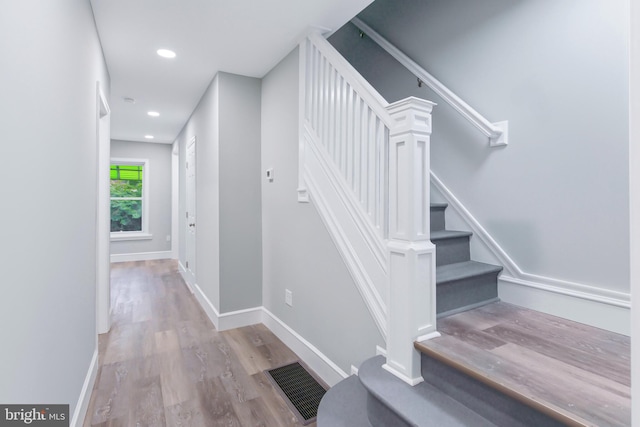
[431,171,630,334]
[302,124,389,341]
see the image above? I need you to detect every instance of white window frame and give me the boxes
[110,158,152,241]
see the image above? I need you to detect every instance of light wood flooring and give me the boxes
[84,259,316,427]
[416,302,631,427]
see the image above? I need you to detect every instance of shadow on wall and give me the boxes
[357,0,530,67]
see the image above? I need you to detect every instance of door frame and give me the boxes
[184,135,197,291]
[96,82,111,335]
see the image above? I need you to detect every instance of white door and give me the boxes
[185,136,197,288]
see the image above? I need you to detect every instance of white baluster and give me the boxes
[353,96,362,201]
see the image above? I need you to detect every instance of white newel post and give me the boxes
[383,97,439,385]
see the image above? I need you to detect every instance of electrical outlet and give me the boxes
[166,235,171,242]
[285,289,293,307]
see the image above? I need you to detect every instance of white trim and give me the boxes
[110,232,153,241]
[190,282,262,331]
[110,157,150,236]
[262,308,349,387]
[110,250,172,263]
[187,280,352,387]
[96,81,111,335]
[305,125,388,271]
[630,0,640,422]
[375,345,387,357]
[171,142,179,259]
[304,158,388,340]
[351,17,507,147]
[70,349,98,427]
[218,307,263,331]
[499,278,630,336]
[178,261,195,293]
[192,283,220,330]
[431,171,631,333]
[381,363,424,386]
[306,32,394,128]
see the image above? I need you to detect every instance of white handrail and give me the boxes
[351,18,508,147]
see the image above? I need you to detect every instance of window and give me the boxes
[110,158,151,240]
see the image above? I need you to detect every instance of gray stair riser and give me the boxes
[367,394,412,427]
[435,236,471,266]
[437,272,499,314]
[430,206,446,232]
[420,353,565,427]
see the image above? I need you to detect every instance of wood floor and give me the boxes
[84,259,316,427]
[416,302,631,427]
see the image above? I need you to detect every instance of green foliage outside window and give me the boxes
[110,164,143,232]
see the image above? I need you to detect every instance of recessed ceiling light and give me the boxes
[147,111,160,117]
[157,49,176,59]
[144,135,154,139]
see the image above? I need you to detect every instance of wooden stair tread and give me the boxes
[415,302,631,427]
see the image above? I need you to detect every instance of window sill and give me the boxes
[110,232,153,242]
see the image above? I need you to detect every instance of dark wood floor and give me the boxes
[416,302,631,427]
[84,259,316,427]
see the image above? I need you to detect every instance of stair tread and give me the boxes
[430,202,448,209]
[436,261,502,284]
[431,229,473,241]
[358,356,497,426]
[317,375,371,427]
[415,302,631,427]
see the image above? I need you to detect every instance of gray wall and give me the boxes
[0,0,110,412]
[330,0,630,294]
[218,73,263,312]
[110,140,173,255]
[177,75,221,309]
[261,49,385,374]
[175,72,262,313]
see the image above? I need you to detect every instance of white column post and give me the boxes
[383,96,439,385]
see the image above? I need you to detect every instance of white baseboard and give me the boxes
[70,349,98,427]
[110,250,172,263]
[262,308,348,387]
[187,279,350,387]
[192,283,221,330]
[178,261,195,294]
[191,282,263,332]
[218,307,263,331]
[499,277,630,336]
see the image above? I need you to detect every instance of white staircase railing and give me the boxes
[298,31,439,384]
[351,17,508,147]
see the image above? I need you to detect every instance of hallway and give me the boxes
[84,260,317,426]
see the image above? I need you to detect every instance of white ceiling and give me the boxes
[90,0,373,144]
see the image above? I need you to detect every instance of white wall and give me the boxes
[261,48,385,373]
[0,0,109,414]
[110,140,173,257]
[330,0,630,296]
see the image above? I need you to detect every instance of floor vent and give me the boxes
[265,362,327,425]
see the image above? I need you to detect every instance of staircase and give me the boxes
[317,205,517,427]
[317,203,631,426]
[431,202,502,316]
